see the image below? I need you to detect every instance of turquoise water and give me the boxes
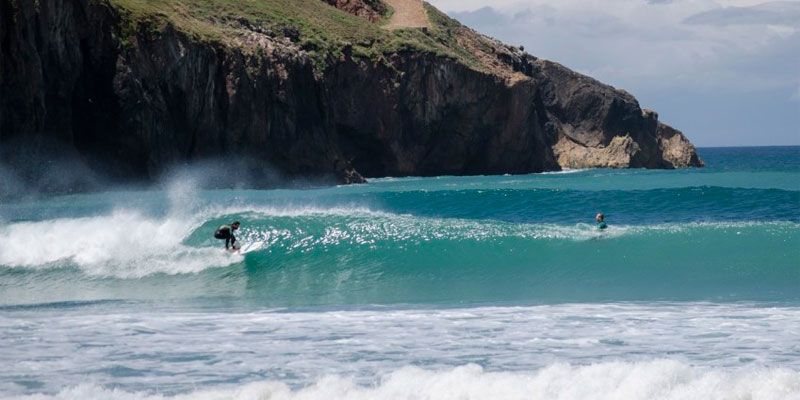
[0,146,798,399]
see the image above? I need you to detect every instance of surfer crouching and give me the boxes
[214,221,241,250]
[595,213,607,230]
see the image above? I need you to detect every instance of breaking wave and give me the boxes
[0,210,241,278]
[6,361,799,400]
[0,203,797,305]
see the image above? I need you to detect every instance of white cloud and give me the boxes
[791,85,800,100]
[429,0,790,13]
[684,1,800,26]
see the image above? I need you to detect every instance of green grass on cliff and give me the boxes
[103,0,483,70]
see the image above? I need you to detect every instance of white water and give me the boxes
[7,361,800,400]
[0,210,240,277]
[2,303,799,398]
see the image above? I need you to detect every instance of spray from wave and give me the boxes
[0,181,242,278]
[0,211,241,277]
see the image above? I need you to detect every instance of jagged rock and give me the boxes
[657,122,705,168]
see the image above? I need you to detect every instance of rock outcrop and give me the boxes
[324,0,386,22]
[0,0,702,193]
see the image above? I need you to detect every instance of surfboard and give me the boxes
[235,242,264,254]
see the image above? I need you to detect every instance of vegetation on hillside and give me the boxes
[102,0,486,71]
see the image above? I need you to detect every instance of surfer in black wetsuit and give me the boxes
[214,221,241,250]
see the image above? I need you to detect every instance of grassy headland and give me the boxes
[102,0,486,70]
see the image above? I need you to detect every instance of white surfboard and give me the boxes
[237,242,264,254]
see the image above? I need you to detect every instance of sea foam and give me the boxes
[5,361,799,400]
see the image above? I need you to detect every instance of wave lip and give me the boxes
[5,361,799,400]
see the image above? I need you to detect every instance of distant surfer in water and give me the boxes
[595,213,607,230]
[214,221,240,251]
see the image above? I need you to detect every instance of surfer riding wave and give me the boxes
[214,221,240,251]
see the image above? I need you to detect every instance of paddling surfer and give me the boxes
[595,213,607,230]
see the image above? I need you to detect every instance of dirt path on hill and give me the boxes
[383,0,430,29]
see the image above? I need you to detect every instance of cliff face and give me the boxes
[0,0,702,192]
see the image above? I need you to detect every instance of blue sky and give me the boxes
[428,0,800,147]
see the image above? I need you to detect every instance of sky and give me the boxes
[427,0,800,147]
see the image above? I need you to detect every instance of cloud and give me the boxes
[684,1,800,26]
[792,85,800,101]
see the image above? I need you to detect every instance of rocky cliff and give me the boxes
[0,0,702,193]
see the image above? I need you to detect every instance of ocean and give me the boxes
[0,146,798,399]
